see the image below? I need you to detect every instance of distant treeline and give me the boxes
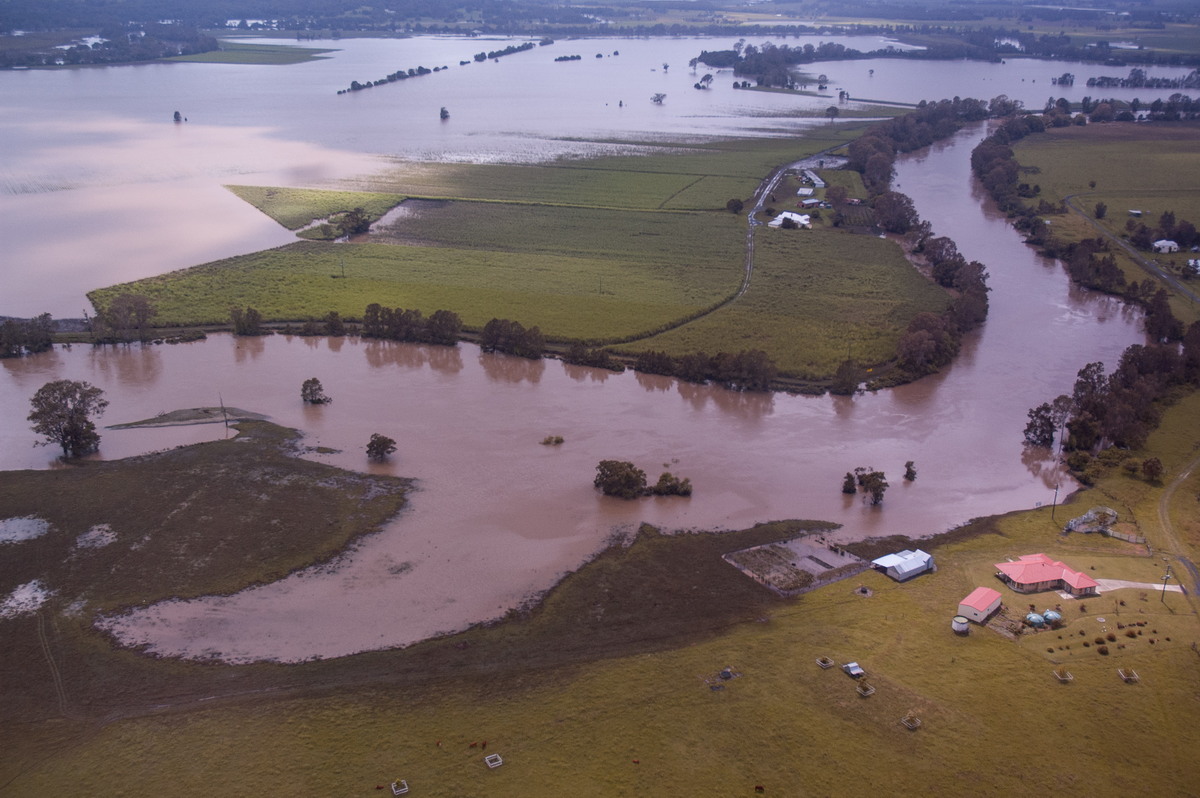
[2,22,217,68]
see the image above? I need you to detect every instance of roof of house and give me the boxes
[768,211,810,228]
[872,549,933,577]
[994,553,1098,590]
[959,586,1002,612]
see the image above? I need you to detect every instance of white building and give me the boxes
[768,211,810,229]
[871,549,934,582]
[1153,239,1179,253]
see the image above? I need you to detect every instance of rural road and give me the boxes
[1063,192,1200,305]
[1154,449,1200,606]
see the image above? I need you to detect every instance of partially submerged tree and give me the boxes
[28,379,108,458]
[594,460,647,499]
[301,378,331,405]
[230,306,265,336]
[904,461,917,481]
[366,433,396,461]
[854,466,888,505]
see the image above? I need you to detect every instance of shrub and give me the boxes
[593,460,647,499]
[540,435,564,445]
[1106,632,1116,642]
[1097,645,1109,655]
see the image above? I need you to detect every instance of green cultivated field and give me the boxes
[168,40,335,65]
[92,123,952,379]
[624,227,949,378]
[225,186,405,230]
[1012,121,1200,324]
[4,392,1199,796]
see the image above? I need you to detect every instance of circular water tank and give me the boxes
[1026,612,1046,626]
[1043,610,1062,622]
[951,616,970,634]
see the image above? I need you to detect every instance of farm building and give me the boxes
[802,169,826,188]
[1153,239,1179,253]
[768,212,811,229]
[796,187,815,196]
[957,586,1002,623]
[994,553,1098,596]
[871,549,934,582]
[799,198,822,209]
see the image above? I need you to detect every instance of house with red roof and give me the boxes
[957,586,1003,623]
[994,553,1098,597]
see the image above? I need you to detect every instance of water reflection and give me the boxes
[480,352,545,383]
[563,363,614,384]
[232,335,266,362]
[362,340,465,374]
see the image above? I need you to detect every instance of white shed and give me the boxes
[768,211,811,229]
[958,586,1002,623]
[1153,239,1180,253]
[871,549,934,582]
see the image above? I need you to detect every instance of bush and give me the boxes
[1097,645,1109,655]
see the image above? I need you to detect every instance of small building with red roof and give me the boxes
[958,586,1003,623]
[994,553,1098,597]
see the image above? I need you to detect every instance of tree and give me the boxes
[367,433,396,461]
[301,378,330,404]
[651,93,666,104]
[854,466,888,505]
[842,472,857,494]
[651,471,692,496]
[726,198,744,214]
[1024,403,1057,447]
[1141,457,1164,482]
[1094,201,1107,220]
[593,460,647,499]
[826,105,840,121]
[231,306,264,336]
[28,379,108,458]
[337,207,371,237]
[904,461,917,481]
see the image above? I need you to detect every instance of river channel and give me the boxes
[0,36,1166,661]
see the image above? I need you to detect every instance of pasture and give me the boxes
[168,41,335,65]
[622,227,949,378]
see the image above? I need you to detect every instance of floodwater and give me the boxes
[1,34,1193,316]
[0,35,1166,661]
[3,121,1145,663]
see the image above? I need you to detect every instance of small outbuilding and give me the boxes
[768,211,811,229]
[957,586,1002,623]
[871,549,934,582]
[1153,239,1179,253]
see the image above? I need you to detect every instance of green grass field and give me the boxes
[225,186,405,230]
[1012,121,1200,325]
[91,124,949,379]
[623,226,949,377]
[168,40,335,65]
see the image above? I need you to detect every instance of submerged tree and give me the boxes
[366,433,397,461]
[301,378,331,405]
[904,461,917,481]
[28,379,108,458]
[594,460,647,499]
[842,472,858,494]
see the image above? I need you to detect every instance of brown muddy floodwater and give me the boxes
[0,125,1145,662]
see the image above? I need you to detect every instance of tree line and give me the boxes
[840,96,998,386]
[0,314,54,358]
[1024,326,1200,467]
[970,108,1196,323]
